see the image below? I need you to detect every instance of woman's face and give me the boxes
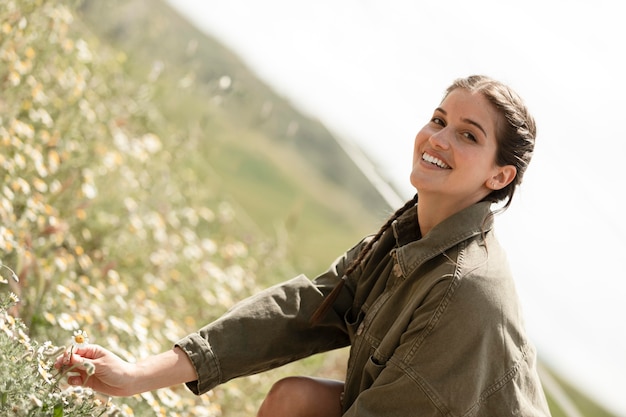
[410,88,515,211]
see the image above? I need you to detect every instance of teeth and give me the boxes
[422,153,450,169]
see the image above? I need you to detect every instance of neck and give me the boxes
[416,195,476,237]
[416,203,438,237]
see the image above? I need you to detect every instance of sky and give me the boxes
[165,1,626,414]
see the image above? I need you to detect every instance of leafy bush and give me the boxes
[0,0,287,415]
[0,281,130,416]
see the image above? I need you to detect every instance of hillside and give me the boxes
[0,0,616,415]
[75,0,399,278]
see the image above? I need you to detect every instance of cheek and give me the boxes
[411,135,422,164]
[413,128,429,153]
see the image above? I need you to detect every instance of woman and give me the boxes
[56,75,551,416]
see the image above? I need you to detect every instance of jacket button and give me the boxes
[356,323,364,336]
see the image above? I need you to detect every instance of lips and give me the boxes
[422,152,451,169]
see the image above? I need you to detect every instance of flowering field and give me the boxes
[0,0,353,415]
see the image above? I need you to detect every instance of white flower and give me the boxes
[72,329,89,347]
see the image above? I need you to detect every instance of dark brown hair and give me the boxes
[310,75,536,324]
[310,195,418,324]
[447,75,536,210]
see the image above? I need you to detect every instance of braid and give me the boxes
[343,194,418,276]
[310,194,418,324]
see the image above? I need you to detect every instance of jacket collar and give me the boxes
[391,201,493,276]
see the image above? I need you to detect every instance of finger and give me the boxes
[54,350,71,369]
[54,353,64,369]
[72,344,101,359]
[66,369,99,390]
[67,374,85,386]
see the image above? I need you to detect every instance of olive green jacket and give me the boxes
[176,201,551,416]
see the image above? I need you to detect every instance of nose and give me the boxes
[428,128,450,150]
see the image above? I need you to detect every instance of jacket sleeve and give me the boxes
[174,239,369,395]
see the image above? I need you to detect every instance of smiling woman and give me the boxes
[55,75,551,417]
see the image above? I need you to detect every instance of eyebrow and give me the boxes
[435,107,487,137]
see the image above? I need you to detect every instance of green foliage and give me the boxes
[0,288,128,416]
[1,0,262,414]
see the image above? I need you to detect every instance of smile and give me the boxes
[422,152,451,169]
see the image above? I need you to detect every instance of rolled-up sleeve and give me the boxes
[175,331,221,395]
[174,271,350,395]
[173,237,371,395]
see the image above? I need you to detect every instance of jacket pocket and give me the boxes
[360,353,387,391]
[344,307,365,342]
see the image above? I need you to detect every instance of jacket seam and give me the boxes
[392,342,533,417]
[403,241,466,362]
[388,356,455,416]
[461,342,533,417]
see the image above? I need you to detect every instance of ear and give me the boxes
[487,165,517,190]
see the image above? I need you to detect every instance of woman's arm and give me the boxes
[55,345,197,396]
[55,241,367,397]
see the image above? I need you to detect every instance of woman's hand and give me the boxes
[55,344,137,396]
[55,344,198,397]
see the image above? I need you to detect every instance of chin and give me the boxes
[409,170,425,191]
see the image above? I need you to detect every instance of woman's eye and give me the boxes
[463,132,477,142]
[431,117,445,126]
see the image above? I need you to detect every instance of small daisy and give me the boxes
[66,330,89,366]
[72,329,89,348]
